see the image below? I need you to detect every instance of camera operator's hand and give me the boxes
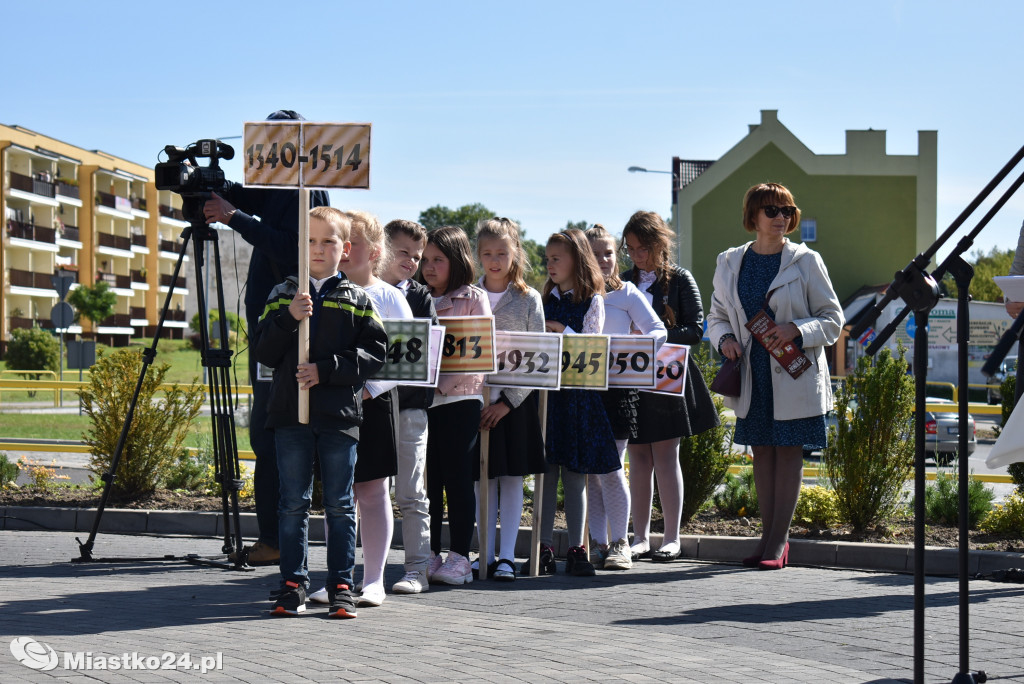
[203,192,236,225]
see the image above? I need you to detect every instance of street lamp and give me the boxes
[627,166,671,174]
[628,162,683,264]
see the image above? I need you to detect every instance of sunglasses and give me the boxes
[762,205,797,219]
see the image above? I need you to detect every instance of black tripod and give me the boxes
[74,214,252,571]
[852,142,1024,683]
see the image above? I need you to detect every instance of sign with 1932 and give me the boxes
[243,121,371,189]
[485,331,563,391]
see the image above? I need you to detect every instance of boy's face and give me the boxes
[384,232,425,285]
[308,217,350,280]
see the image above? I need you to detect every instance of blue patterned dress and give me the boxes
[544,293,620,474]
[733,250,826,448]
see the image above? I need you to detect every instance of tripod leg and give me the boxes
[75,227,195,562]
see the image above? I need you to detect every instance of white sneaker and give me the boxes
[357,583,386,607]
[432,551,473,585]
[308,586,329,604]
[392,570,428,594]
[604,538,633,570]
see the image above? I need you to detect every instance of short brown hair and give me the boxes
[384,219,427,245]
[309,206,351,241]
[543,228,605,303]
[742,182,801,234]
[421,225,476,294]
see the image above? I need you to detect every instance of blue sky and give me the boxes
[5,1,1024,264]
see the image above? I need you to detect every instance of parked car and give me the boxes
[985,355,1017,405]
[924,397,976,466]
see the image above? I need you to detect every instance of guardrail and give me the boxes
[724,464,1013,484]
[0,377,253,407]
[0,441,256,462]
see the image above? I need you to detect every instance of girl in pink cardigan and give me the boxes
[419,225,492,585]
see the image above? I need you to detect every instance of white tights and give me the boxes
[476,475,524,562]
[629,438,683,548]
[353,477,393,590]
[588,439,630,546]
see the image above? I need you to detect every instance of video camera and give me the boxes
[154,139,234,224]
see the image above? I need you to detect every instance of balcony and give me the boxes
[56,181,80,199]
[160,273,187,290]
[159,204,186,221]
[159,238,183,253]
[97,272,131,289]
[130,269,147,284]
[168,309,186,322]
[60,224,80,242]
[131,233,147,248]
[9,316,44,330]
[97,232,132,251]
[10,171,56,199]
[6,220,56,244]
[130,306,147,319]
[132,197,147,211]
[100,313,132,327]
[9,268,55,290]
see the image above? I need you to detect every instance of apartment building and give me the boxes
[1,124,191,351]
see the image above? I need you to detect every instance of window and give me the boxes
[800,219,817,242]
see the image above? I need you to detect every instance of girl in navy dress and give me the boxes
[537,228,618,576]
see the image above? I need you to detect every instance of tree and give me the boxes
[523,238,547,290]
[4,327,60,379]
[942,247,1015,303]
[418,203,495,240]
[564,220,589,232]
[67,280,117,332]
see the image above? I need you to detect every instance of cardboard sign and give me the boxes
[374,319,432,383]
[400,326,444,388]
[438,316,496,374]
[486,331,563,391]
[243,121,371,189]
[607,335,657,389]
[559,334,610,390]
[651,343,689,396]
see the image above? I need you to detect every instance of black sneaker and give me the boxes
[270,580,306,616]
[326,583,358,619]
[520,545,557,576]
[566,546,596,577]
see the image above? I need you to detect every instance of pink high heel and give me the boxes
[757,542,789,571]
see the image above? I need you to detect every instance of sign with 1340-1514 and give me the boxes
[242,121,371,189]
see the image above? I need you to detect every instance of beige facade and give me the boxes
[1,124,192,350]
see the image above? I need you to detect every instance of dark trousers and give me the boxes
[427,399,480,557]
[250,361,278,548]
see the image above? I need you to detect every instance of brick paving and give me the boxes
[1,531,1022,683]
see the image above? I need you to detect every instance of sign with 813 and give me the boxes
[438,316,496,374]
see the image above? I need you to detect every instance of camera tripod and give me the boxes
[74,215,252,571]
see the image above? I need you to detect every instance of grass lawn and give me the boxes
[1,412,252,452]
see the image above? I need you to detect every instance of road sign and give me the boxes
[50,302,73,329]
[51,274,75,300]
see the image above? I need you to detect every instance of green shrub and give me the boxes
[713,468,758,517]
[824,346,915,531]
[0,453,19,488]
[165,447,214,492]
[680,345,734,524]
[4,327,60,379]
[920,471,994,529]
[794,485,841,528]
[80,348,204,500]
[980,491,1024,535]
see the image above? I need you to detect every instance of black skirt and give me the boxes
[474,392,546,479]
[354,388,399,483]
[633,354,719,443]
[600,387,639,441]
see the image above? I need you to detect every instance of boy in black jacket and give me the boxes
[381,220,437,593]
[255,206,387,617]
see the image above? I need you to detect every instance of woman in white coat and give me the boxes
[707,182,843,570]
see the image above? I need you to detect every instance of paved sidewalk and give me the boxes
[1,531,1022,683]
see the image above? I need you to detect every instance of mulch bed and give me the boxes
[3,486,1022,553]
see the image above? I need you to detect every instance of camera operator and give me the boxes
[203,109,329,565]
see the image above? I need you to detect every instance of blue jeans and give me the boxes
[249,373,278,548]
[276,426,357,588]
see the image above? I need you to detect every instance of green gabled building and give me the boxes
[673,110,937,313]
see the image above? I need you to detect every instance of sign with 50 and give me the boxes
[607,336,657,389]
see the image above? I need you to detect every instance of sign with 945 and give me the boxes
[243,121,371,189]
[559,334,610,390]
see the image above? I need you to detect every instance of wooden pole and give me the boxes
[477,386,491,580]
[297,187,310,424]
[529,390,547,577]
